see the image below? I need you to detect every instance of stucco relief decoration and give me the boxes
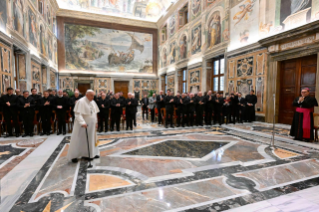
[98,79,108,88]
[2,75,11,92]
[141,80,150,89]
[50,71,56,88]
[134,80,140,88]
[169,40,177,64]
[256,53,264,75]
[188,67,201,94]
[32,65,41,81]
[191,0,201,20]
[255,77,264,112]
[228,80,234,93]
[228,60,235,79]
[61,77,73,90]
[179,34,187,60]
[237,56,253,77]
[169,15,176,37]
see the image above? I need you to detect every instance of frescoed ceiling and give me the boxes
[56,0,177,22]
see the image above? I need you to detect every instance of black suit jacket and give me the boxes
[2,94,19,114]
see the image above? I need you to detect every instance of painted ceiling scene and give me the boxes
[56,0,176,22]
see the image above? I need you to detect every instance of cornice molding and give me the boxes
[259,20,319,47]
[49,0,60,12]
[157,0,187,28]
[56,9,158,29]
[226,42,263,58]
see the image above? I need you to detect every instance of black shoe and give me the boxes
[63,132,66,135]
[94,155,100,159]
[30,133,33,137]
[171,126,174,128]
[57,132,61,135]
[5,134,13,138]
[82,157,94,161]
[22,134,28,137]
[16,133,20,137]
[71,158,78,163]
[47,133,50,136]
[40,132,45,136]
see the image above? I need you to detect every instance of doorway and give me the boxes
[278,54,317,124]
[78,83,91,96]
[114,81,129,98]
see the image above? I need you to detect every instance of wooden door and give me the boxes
[114,81,129,98]
[78,83,91,96]
[278,55,317,124]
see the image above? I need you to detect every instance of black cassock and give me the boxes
[245,94,257,122]
[290,96,318,141]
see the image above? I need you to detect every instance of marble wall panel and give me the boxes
[167,75,175,94]
[42,67,47,85]
[31,60,42,92]
[50,70,56,88]
[59,77,74,90]
[94,78,111,94]
[19,80,26,91]
[133,79,158,96]
[0,42,12,94]
[18,54,26,80]
[227,49,267,115]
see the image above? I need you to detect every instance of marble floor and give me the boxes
[1,118,319,212]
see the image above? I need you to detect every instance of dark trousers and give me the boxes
[196,109,203,126]
[236,107,245,123]
[111,112,120,131]
[205,109,213,125]
[176,109,181,126]
[71,110,75,124]
[133,112,137,126]
[246,106,255,122]
[56,111,66,133]
[158,106,164,124]
[23,112,34,135]
[189,111,195,126]
[181,112,188,127]
[223,112,231,124]
[4,112,19,135]
[214,109,222,125]
[126,112,134,130]
[166,109,174,127]
[99,112,109,132]
[150,108,155,122]
[41,112,51,133]
[142,106,148,120]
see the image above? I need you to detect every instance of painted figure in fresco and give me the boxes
[169,42,176,64]
[54,43,57,64]
[192,0,201,15]
[191,27,201,54]
[208,13,221,49]
[162,48,167,67]
[47,5,51,25]
[29,12,37,46]
[14,0,24,35]
[233,0,256,26]
[291,0,310,14]
[0,0,7,31]
[40,26,46,55]
[48,38,53,60]
[169,16,175,36]
[179,35,187,59]
[259,22,273,34]
[239,30,249,43]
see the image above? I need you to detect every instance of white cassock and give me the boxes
[67,97,100,161]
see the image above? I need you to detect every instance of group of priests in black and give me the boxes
[154,89,258,128]
[0,86,258,137]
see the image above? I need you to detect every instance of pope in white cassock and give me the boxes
[67,90,100,163]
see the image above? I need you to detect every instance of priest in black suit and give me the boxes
[245,90,257,122]
[98,93,110,132]
[141,94,149,120]
[54,89,69,135]
[18,91,35,137]
[2,87,20,137]
[165,89,175,128]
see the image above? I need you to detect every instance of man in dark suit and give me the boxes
[174,92,182,127]
[69,91,82,124]
[180,93,189,127]
[54,89,69,135]
[230,92,239,124]
[237,92,246,123]
[156,90,165,124]
[141,94,149,120]
[245,90,258,122]
[165,89,175,128]
[214,93,223,125]
[205,90,214,125]
[126,93,138,130]
[18,91,35,137]
[134,88,140,102]
[188,93,196,126]
[196,92,206,126]
[31,88,41,121]
[98,93,110,132]
[111,93,122,131]
[2,87,20,137]
[40,90,53,135]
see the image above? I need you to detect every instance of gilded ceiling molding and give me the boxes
[56,9,158,29]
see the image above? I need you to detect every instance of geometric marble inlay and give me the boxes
[0,145,25,165]
[123,140,228,158]
[88,174,133,192]
[273,148,300,159]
